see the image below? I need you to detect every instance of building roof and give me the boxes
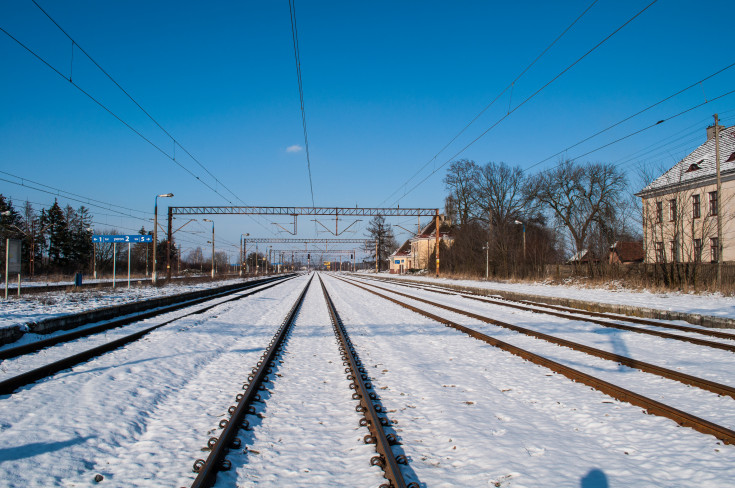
[609,241,644,262]
[637,125,735,197]
[411,216,454,240]
[389,239,411,258]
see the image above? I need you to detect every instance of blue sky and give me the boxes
[2,1,735,260]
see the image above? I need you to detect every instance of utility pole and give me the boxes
[375,239,378,273]
[715,114,723,287]
[435,209,440,277]
[152,193,173,284]
[204,219,215,279]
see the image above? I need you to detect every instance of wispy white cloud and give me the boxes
[286,144,303,153]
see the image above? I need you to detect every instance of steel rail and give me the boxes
[0,275,291,360]
[190,275,313,488]
[336,276,735,445]
[318,275,415,488]
[0,277,296,396]
[379,276,735,340]
[360,276,735,351]
[344,277,735,399]
[363,274,735,335]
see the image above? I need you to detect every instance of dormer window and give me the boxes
[685,159,704,172]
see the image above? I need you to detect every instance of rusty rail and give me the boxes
[318,275,416,488]
[0,276,295,396]
[361,276,735,351]
[337,276,735,445]
[0,275,293,360]
[345,277,735,398]
[190,275,313,488]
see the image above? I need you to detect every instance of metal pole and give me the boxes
[145,244,148,277]
[17,272,20,297]
[523,223,526,260]
[240,236,243,277]
[93,241,97,279]
[5,238,9,300]
[211,222,215,278]
[113,242,117,289]
[486,242,489,279]
[152,197,158,284]
[375,239,378,273]
[167,207,173,280]
[127,242,131,288]
[435,210,440,277]
[715,114,723,288]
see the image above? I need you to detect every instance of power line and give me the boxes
[0,25,234,203]
[288,0,316,207]
[387,0,660,207]
[1,19,278,236]
[29,0,248,209]
[525,61,735,173]
[557,87,735,167]
[378,0,600,207]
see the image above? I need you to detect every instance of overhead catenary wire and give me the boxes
[288,0,316,208]
[385,0,660,207]
[556,87,735,169]
[28,0,249,210]
[377,0,600,207]
[1,15,277,236]
[525,61,735,174]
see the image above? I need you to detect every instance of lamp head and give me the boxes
[158,193,174,198]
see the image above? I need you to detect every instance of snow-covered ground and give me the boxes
[367,272,735,319]
[1,272,734,487]
[323,275,735,487]
[0,277,264,333]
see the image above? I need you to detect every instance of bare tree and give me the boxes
[443,159,478,226]
[529,160,627,258]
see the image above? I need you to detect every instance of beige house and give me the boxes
[389,216,454,273]
[636,124,735,263]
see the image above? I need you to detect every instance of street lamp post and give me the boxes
[152,193,173,284]
[203,219,215,278]
[240,233,249,277]
[514,220,526,260]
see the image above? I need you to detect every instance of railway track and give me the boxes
[336,275,735,446]
[358,275,735,350]
[190,273,417,488]
[0,275,296,395]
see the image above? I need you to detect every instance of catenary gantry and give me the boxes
[165,206,442,279]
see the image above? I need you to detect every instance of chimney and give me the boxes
[707,124,717,140]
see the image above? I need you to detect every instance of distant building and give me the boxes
[388,240,412,274]
[608,241,644,265]
[567,249,599,264]
[388,216,454,274]
[636,124,735,263]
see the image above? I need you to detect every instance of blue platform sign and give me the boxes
[93,235,153,243]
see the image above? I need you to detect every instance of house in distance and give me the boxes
[636,123,735,264]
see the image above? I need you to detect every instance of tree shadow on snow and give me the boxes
[0,435,95,462]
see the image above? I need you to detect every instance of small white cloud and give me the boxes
[286,144,303,153]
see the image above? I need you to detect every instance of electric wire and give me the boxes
[525,61,735,173]
[29,0,251,210]
[386,0,660,207]
[288,0,316,207]
[1,18,277,237]
[377,0,600,207]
